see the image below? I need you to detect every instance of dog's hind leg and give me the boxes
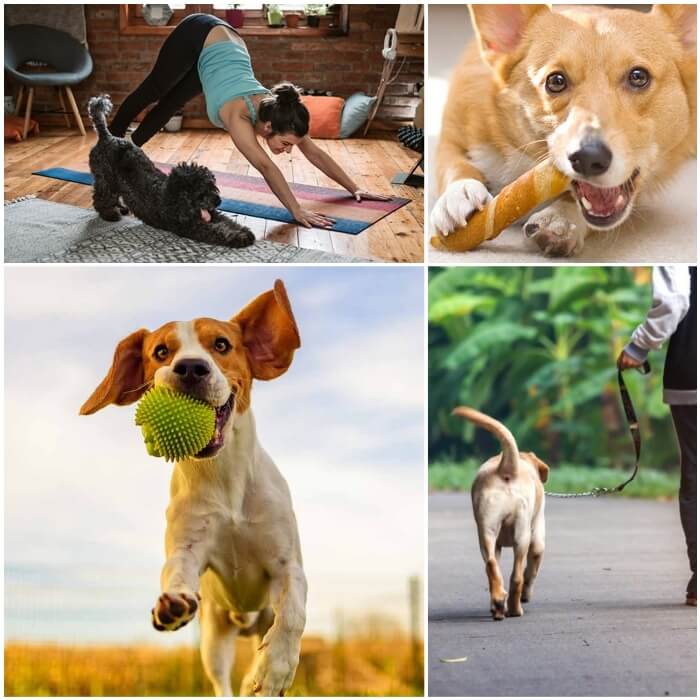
[523,513,545,603]
[91,171,122,222]
[200,597,239,697]
[479,531,507,620]
[239,607,274,696]
[507,516,532,617]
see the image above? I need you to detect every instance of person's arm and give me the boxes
[224,113,334,229]
[296,136,391,201]
[618,266,691,368]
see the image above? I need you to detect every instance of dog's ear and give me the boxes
[232,280,301,381]
[525,451,550,484]
[469,4,550,76]
[80,329,149,415]
[653,4,696,51]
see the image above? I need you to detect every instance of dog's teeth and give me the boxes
[615,194,625,207]
[581,196,593,211]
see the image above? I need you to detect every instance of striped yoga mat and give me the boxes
[32,163,410,235]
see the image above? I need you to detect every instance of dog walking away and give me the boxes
[87,94,255,248]
[453,407,549,620]
[433,5,696,257]
[80,280,306,697]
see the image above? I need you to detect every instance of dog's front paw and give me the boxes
[249,641,299,697]
[431,179,492,235]
[523,208,584,257]
[151,591,200,632]
[226,225,255,249]
[97,209,122,222]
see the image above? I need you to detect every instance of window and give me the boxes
[120,4,348,37]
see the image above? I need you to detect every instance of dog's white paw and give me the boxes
[249,639,299,697]
[151,591,200,631]
[431,179,493,235]
[523,206,584,257]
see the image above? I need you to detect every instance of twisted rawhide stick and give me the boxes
[431,160,570,252]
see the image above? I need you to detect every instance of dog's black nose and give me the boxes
[173,358,211,383]
[568,137,613,176]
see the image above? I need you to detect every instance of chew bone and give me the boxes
[431,160,570,252]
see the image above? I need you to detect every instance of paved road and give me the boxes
[429,493,697,697]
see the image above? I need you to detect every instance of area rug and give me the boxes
[31,163,411,235]
[4,196,373,263]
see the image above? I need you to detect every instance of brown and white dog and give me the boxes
[433,4,696,256]
[80,280,306,697]
[454,407,549,620]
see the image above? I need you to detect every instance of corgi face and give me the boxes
[470,4,696,230]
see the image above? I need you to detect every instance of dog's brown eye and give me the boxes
[628,67,650,89]
[154,344,169,361]
[545,72,568,94]
[214,337,231,353]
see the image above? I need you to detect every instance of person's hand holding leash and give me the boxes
[617,349,645,371]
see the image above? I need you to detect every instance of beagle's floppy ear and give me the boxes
[232,279,301,380]
[525,451,550,484]
[79,329,149,415]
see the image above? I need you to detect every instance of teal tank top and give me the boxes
[197,42,269,129]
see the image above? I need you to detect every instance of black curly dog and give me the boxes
[87,95,254,248]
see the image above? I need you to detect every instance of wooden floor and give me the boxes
[4,127,424,262]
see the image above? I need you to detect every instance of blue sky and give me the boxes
[5,266,424,645]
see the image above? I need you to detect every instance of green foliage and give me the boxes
[429,460,680,500]
[428,267,679,475]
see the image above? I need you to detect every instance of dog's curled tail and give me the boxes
[87,94,113,140]
[452,406,520,480]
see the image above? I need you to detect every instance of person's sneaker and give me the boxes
[686,594,697,607]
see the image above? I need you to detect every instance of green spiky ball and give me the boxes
[135,387,216,462]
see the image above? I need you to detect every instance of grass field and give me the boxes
[5,634,423,697]
[429,460,680,499]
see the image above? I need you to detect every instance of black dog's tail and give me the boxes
[87,95,114,141]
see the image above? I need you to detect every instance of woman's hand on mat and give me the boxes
[293,208,336,229]
[353,190,392,202]
[617,350,644,370]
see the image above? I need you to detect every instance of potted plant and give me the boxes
[266,4,284,27]
[285,12,301,29]
[304,3,327,28]
[143,4,173,26]
[225,4,245,29]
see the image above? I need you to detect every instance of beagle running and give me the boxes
[81,280,306,697]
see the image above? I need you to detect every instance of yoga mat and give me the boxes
[32,164,411,235]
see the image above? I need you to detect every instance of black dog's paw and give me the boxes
[98,209,122,222]
[227,226,255,248]
[212,219,256,248]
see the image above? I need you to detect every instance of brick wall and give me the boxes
[10,4,422,127]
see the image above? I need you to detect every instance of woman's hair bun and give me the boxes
[272,82,301,106]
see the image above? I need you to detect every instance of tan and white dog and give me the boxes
[80,280,306,697]
[433,4,696,256]
[453,407,549,620]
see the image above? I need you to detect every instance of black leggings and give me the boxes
[109,13,234,146]
[671,404,697,596]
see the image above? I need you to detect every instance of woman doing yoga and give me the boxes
[109,13,389,229]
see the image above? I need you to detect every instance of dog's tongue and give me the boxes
[200,209,212,223]
[577,182,625,217]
